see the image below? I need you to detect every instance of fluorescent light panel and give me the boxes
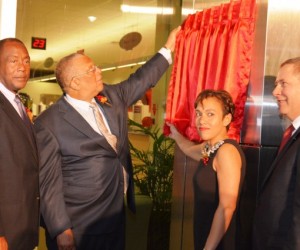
[30,61,147,81]
[121,4,200,16]
[102,61,146,71]
[121,4,173,15]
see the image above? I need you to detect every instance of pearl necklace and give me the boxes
[201,140,225,165]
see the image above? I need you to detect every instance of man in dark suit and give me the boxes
[34,27,180,249]
[0,38,39,250]
[253,57,300,249]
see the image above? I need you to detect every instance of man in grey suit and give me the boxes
[253,57,300,249]
[0,38,39,250]
[34,27,180,249]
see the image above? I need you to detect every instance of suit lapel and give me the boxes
[58,97,117,153]
[260,128,300,191]
[0,92,38,161]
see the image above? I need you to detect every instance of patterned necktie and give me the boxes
[278,124,294,153]
[14,95,32,130]
[90,102,117,152]
[90,102,129,192]
[15,95,28,121]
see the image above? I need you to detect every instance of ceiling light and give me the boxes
[88,16,97,22]
[182,8,199,15]
[121,4,173,15]
[117,63,138,69]
[101,66,117,72]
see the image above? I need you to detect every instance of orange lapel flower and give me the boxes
[96,95,111,106]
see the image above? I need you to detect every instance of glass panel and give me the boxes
[16,0,167,117]
[16,0,158,81]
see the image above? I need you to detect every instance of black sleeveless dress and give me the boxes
[193,139,246,249]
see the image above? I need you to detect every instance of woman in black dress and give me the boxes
[168,89,246,250]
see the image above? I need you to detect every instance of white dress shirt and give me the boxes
[64,94,111,136]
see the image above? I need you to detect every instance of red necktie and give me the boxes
[278,124,294,153]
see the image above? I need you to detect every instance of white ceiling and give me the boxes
[15,0,228,79]
[16,0,158,78]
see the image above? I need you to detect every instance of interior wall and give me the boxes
[22,81,62,105]
[265,0,300,76]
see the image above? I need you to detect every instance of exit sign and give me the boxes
[31,37,47,50]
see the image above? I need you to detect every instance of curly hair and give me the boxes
[194,89,235,126]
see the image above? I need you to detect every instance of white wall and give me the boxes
[22,81,62,105]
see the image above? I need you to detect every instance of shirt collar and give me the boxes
[64,94,94,110]
[292,116,300,131]
[0,82,18,103]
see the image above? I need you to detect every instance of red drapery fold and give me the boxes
[164,0,256,142]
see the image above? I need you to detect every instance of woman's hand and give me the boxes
[166,122,204,161]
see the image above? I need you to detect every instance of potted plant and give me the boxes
[128,119,175,250]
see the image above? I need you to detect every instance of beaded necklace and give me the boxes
[201,140,225,165]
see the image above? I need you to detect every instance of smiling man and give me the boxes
[0,38,39,250]
[253,57,300,250]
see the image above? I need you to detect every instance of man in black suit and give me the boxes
[0,38,39,250]
[253,57,300,249]
[34,27,180,249]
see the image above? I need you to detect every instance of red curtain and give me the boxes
[164,0,256,142]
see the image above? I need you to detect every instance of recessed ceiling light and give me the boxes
[88,16,97,22]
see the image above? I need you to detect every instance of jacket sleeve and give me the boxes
[34,121,72,238]
[103,53,170,108]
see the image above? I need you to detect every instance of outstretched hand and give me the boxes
[166,122,181,141]
[164,26,181,52]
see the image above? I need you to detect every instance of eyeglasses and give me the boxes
[71,65,99,81]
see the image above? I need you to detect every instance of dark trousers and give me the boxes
[45,224,125,250]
